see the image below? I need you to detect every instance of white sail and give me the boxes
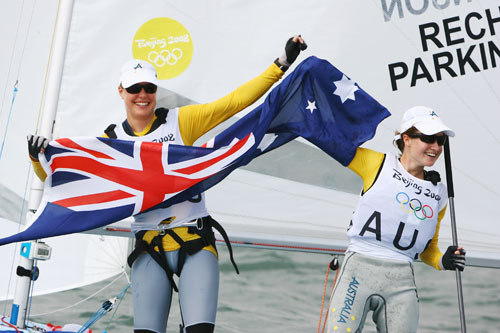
[0,0,130,303]
[0,217,128,300]
[1,0,499,278]
[54,0,500,267]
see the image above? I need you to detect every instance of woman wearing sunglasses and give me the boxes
[108,36,306,333]
[326,106,466,333]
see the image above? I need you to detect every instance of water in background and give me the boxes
[2,247,499,332]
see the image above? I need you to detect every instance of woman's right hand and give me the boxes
[27,134,49,160]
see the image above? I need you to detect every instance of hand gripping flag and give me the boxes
[0,56,390,245]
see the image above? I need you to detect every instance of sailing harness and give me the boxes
[127,216,239,292]
[107,108,239,291]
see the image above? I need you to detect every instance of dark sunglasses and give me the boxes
[407,133,447,146]
[125,83,157,94]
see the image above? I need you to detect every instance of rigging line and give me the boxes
[1,162,32,316]
[0,0,26,123]
[317,263,331,333]
[76,284,131,333]
[322,267,340,333]
[0,316,20,333]
[104,290,127,332]
[28,270,128,318]
[368,0,500,144]
[452,166,500,198]
[0,82,19,160]
[0,0,37,156]
[14,0,37,80]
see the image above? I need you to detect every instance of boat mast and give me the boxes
[10,0,75,329]
[27,0,75,211]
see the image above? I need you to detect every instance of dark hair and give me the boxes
[393,126,420,154]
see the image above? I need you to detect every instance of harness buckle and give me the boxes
[196,217,203,230]
[157,224,167,236]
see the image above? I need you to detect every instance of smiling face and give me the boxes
[118,82,157,124]
[400,131,445,178]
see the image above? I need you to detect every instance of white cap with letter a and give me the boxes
[119,59,159,88]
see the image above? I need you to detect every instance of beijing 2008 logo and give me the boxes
[396,192,434,220]
[132,17,193,80]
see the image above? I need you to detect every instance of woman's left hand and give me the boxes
[441,245,466,271]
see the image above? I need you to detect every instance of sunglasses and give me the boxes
[125,83,157,94]
[407,133,447,146]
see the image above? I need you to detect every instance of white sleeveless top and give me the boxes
[113,108,209,233]
[347,153,447,262]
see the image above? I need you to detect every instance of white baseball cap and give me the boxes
[397,106,455,138]
[119,59,159,88]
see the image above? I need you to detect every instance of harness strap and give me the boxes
[104,124,117,139]
[205,217,240,274]
[164,229,190,274]
[103,107,169,138]
[127,232,179,292]
[153,233,179,292]
[127,216,239,293]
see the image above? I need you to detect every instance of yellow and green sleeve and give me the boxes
[347,147,385,192]
[30,157,47,182]
[419,206,447,270]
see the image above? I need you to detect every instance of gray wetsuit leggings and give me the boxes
[327,252,419,333]
[132,249,219,332]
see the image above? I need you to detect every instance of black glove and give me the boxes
[276,35,308,71]
[441,245,466,271]
[27,134,49,160]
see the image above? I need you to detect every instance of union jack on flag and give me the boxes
[44,134,255,215]
[0,56,390,245]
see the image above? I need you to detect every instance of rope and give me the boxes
[321,267,340,333]
[0,0,26,122]
[0,0,37,157]
[77,283,131,333]
[317,263,331,333]
[317,256,340,333]
[29,271,128,317]
[0,82,18,160]
[1,316,20,333]
[104,286,128,332]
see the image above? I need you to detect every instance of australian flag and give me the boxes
[0,56,390,245]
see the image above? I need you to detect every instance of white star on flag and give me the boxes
[306,100,317,113]
[333,74,359,103]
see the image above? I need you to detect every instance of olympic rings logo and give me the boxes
[148,48,183,67]
[396,192,434,220]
